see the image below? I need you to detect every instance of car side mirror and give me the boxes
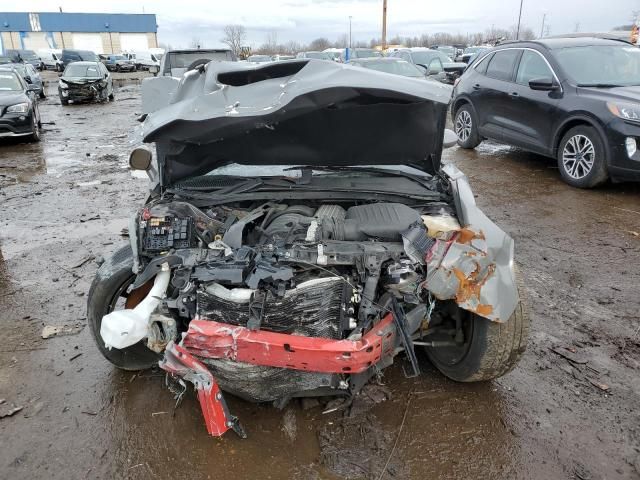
[27,84,39,92]
[443,129,457,148]
[529,77,559,91]
[58,72,63,77]
[104,73,108,78]
[149,65,159,74]
[25,76,32,83]
[129,147,153,171]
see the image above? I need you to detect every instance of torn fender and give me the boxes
[426,164,519,322]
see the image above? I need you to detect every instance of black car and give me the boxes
[4,49,44,70]
[60,49,99,68]
[388,48,467,84]
[452,37,640,188]
[0,70,41,142]
[58,61,114,105]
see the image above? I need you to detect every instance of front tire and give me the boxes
[454,104,481,149]
[28,113,41,143]
[426,284,529,382]
[87,244,160,370]
[557,125,608,188]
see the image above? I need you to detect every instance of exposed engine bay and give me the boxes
[106,199,463,405]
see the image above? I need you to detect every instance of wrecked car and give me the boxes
[58,61,114,106]
[88,59,529,437]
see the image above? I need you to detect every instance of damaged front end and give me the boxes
[59,78,109,103]
[91,59,525,438]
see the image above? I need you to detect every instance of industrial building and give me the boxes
[0,12,158,54]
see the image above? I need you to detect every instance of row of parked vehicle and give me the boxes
[0,48,163,73]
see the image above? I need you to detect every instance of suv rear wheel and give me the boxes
[454,104,481,149]
[557,125,608,188]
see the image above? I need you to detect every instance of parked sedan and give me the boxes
[101,55,136,72]
[388,48,467,84]
[0,63,45,98]
[0,70,41,142]
[452,37,640,188]
[58,61,114,105]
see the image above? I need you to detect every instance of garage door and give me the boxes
[72,33,103,54]
[23,32,50,50]
[120,33,149,52]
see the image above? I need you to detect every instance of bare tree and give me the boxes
[189,37,202,49]
[221,24,247,57]
[334,33,349,48]
[308,37,331,51]
[261,30,279,55]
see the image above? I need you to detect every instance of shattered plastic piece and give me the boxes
[0,405,23,419]
[100,263,170,350]
[41,323,85,339]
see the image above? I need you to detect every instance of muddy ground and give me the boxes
[0,81,639,480]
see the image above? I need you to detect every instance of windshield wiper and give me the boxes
[577,83,623,88]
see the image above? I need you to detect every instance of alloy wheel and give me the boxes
[562,134,595,180]
[455,110,472,142]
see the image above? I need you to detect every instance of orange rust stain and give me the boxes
[474,304,494,316]
[452,263,496,316]
[456,228,486,245]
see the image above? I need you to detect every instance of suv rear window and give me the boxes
[486,50,521,82]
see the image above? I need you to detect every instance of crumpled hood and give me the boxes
[141,59,453,186]
[60,77,104,86]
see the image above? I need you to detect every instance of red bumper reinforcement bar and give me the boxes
[182,312,397,374]
[159,342,246,438]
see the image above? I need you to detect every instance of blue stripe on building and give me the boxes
[0,12,157,33]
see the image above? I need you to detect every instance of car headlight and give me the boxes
[58,80,68,89]
[6,103,29,114]
[607,101,640,122]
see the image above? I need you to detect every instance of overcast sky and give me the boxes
[16,0,638,48]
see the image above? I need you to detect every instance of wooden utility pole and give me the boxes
[382,0,387,51]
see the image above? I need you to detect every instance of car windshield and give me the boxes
[65,64,101,77]
[353,49,382,58]
[9,65,26,76]
[305,52,331,60]
[553,45,640,86]
[0,72,22,91]
[22,51,38,60]
[168,51,234,68]
[199,163,430,179]
[111,55,125,60]
[79,52,99,61]
[358,60,424,77]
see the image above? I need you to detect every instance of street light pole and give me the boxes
[382,0,387,51]
[540,13,547,38]
[349,15,352,49]
[516,0,524,39]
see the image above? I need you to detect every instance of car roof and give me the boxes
[498,36,633,50]
[167,49,231,53]
[0,63,25,68]
[350,57,405,63]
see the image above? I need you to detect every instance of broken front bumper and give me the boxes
[159,313,397,437]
